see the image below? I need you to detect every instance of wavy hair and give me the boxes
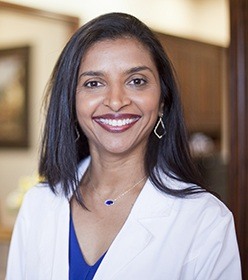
[39,12,206,203]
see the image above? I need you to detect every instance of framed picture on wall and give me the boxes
[0,46,30,148]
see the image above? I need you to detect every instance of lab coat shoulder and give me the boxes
[6,184,69,280]
[152,183,241,279]
[20,183,59,209]
[168,190,241,279]
[173,191,233,226]
[12,184,63,231]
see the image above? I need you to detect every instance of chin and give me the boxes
[104,146,133,155]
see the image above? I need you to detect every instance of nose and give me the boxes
[103,86,131,112]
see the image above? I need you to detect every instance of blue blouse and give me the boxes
[69,214,106,280]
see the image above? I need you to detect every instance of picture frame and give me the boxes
[0,46,30,148]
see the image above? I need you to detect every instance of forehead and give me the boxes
[80,37,155,68]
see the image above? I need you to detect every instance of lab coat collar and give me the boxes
[93,178,175,280]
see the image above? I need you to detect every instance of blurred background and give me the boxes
[0,0,233,278]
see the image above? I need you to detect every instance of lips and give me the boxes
[93,114,141,133]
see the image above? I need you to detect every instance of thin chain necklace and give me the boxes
[91,176,146,206]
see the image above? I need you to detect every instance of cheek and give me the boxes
[137,93,161,115]
[76,100,85,116]
[75,95,99,117]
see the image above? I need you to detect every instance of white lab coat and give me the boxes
[6,158,242,280]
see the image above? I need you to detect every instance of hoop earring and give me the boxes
[75,126,80,142]
[154,115,166,139]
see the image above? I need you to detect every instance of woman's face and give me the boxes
[76,37,162,157]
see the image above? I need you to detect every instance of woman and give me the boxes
[6,13,241,280]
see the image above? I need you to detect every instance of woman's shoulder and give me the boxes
[160,175,231,215]
[170,187,234,228]
[24,183,57,201]
[188,192,231,216]
[19,183,67,216]
[150,175,233,225]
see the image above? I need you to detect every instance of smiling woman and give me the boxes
[75,38,161,155]
[6,12,241,280]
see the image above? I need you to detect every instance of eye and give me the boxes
[84,80,103,88]
[129,78,147,87]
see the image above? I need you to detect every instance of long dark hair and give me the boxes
[39,12,206,202]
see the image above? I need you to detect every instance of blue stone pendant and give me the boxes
[105,199,115,206]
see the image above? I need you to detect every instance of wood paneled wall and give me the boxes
[229,0,248,278]
[157,33,227,140]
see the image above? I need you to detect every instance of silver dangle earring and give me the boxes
[154,114,166,139]
[75,126,80,142]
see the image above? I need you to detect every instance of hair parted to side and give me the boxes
[39,12,207,203]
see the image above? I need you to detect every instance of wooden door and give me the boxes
[229,0,248,278]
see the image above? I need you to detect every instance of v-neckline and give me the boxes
[70,212,107,267]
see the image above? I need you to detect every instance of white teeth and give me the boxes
[98,118,138,127]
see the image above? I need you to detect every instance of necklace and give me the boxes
[91,176,146,206]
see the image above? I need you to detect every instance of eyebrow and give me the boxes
[125,66,154,75]
[79,71,104,78]
[79,66,154,79]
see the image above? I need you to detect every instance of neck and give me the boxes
[85,152,146,194]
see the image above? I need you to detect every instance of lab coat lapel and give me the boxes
[94,179,174,280]
[45,158,89,279]
[94,215,152,280]
[38,158,91,279]
[37,193,70,280]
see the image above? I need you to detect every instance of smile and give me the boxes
[98,118,138,127]
[93,114,140,132]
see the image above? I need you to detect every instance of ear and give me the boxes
[159,101,164,117]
